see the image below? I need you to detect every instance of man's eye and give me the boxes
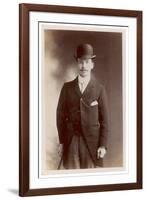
[79,61,83,64]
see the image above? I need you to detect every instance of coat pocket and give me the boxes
[90,100,98,106]
[88,105,98,125]
[80,98,98,125]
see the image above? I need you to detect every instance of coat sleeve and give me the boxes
[98,85,110,148]
[56,84,67,144]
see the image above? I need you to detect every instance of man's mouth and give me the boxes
[80,70,88,72]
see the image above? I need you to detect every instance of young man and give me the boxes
[57,43,109,169]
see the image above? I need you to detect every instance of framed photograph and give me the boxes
[19,3,142,196]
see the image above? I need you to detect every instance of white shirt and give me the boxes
[78,75,91,93]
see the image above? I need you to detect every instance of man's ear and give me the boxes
[91,60,95,69]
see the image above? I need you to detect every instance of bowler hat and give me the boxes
[75,43,96,59]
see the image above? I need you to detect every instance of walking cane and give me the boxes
[57,136,73,170]
[57,154,63,170]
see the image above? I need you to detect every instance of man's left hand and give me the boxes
[97,147,107,159]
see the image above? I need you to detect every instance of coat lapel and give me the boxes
[74,77,82,98]
[73,75,96,100]
[82,75,95,100]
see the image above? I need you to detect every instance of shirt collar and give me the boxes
[78,74,91,84]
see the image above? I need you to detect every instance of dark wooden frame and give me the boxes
[19,3,143,197]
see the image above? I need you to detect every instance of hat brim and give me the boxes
[74,55,96,60]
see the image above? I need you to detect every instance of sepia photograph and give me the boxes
[41,29,123,173]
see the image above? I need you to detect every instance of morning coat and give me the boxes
[57,75,110,166]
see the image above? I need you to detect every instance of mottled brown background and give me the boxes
[42,30,123,172]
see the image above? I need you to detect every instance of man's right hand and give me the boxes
[58,144,63,157]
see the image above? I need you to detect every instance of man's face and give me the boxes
[77,58,94,77]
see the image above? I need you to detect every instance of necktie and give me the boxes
[80,82,84,93]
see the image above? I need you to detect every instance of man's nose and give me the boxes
[81,62,87,68]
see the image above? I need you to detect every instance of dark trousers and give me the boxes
[63,135,95,169]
